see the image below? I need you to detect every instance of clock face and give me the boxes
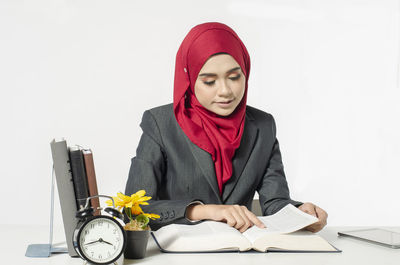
[78,216,126,264]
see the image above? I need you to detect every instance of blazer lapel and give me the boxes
[185,136,222,202]
[222,113,259,202]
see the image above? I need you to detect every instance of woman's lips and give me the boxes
[216,99,234,108]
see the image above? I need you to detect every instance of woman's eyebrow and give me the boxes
[227,66,241,73]
[198,67,241,77]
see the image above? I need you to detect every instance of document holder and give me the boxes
[25,166,68,257]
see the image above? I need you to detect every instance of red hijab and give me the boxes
[173,22,251,195]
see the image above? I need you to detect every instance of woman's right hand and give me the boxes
[186,204,266,233]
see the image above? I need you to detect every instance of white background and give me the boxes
[1,0,399,228]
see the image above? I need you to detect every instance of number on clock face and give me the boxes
[79,217,124,263]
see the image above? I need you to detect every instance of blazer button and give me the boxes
[169,211,175,218]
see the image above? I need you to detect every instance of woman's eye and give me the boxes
[203,80,215,86]
[229,74,241,81]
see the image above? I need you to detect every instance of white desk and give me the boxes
[5,225,400,265]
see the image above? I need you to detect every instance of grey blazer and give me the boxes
[125,103,301,230]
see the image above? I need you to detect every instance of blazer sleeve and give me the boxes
[257,115,303,215]
[125,110,201,230]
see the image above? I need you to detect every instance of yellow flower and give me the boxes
[131,204,143,216]
[106,191,151,209]
[106,192,132,210]
[106,190,159,225]
[130,190,152,205]
[143,213,160,220]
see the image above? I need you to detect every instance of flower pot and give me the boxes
[124,230,150,259]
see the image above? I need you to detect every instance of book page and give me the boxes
[243,204,318,244]
[153,221,251,252]
[252,231,337,252]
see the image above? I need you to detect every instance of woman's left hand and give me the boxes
[298,202,328,233]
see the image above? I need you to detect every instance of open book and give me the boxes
[151,204,340,253]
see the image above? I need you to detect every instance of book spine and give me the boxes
[82,149,101,216]
[50,139,78,257]
[69,147,90,210]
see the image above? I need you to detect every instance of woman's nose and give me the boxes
[217,80,232,97]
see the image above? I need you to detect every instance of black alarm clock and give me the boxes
[73,195,127,265]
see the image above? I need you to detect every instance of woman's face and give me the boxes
[194,54,246,116]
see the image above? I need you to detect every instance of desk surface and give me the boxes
[5,225,400,265]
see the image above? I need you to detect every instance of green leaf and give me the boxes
[135,214,149,229]
[124,207,133,222]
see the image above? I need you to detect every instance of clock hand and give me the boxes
[84,239,100,246]
[98,238,114,246]
[101,240,114,246]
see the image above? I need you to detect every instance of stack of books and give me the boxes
[50,139,100,257]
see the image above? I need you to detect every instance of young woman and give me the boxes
[125,22,327,233]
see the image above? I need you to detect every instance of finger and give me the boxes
[315,207,328,226]
[306,215,326,233]
[305,224,318,233]
[229,207,247,231]
[224,212,237,228]
[315,207,328,220]
[306,221,321,233]
[300,203,317,217]
[306,222,323,233]
[243,208,265,229]
[308,205,318,217]
[235,206,253,232]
